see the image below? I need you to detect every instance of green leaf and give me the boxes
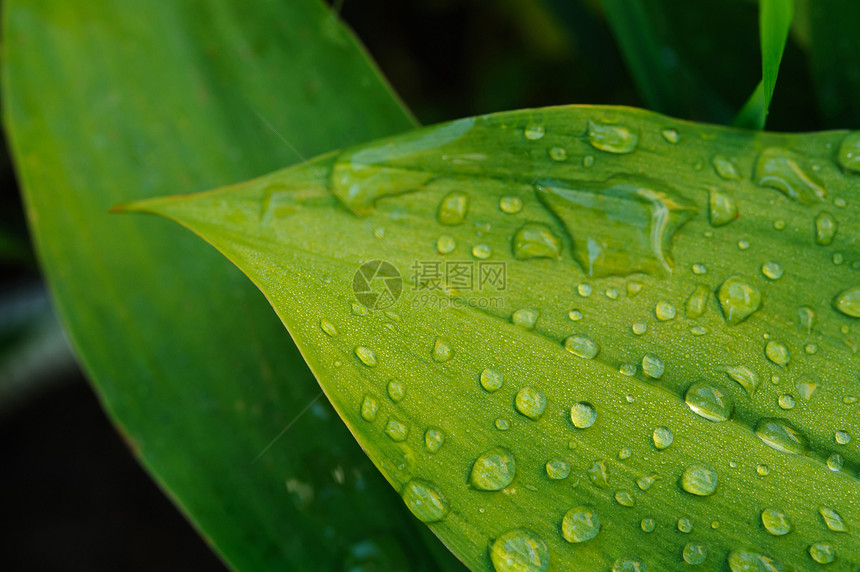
[123,106,860,570]
[734,0,794,129]
[3,0,462,569]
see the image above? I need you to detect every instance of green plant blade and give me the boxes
[124,105,860,570]
[734,0,794,130]
[3,0,463,569]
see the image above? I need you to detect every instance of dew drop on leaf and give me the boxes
[512,223,562,260]
[637,474,657,490]
[640,518,655,532]
[437,191,469,226]
[754,147,826,204]
[712,155,741,180]
[480,368,503,392]
[826,453,843,471]
[612,557,648,572]
[360,395,379,422]
[717,276,762,325]
[320,319,338,337]
[709,189,738,226]
[723,365,760,395]
[489,529,550,572]
[615,490,636,507]
[835,430,851,445]
[424,428,444,453]
[387,380,405,403]
[431,338,454,362]
[632,321,648,335]
[384,418,408,442]
[761,261,783,280]
[754,418,810,455]
[499,196,523,214]
[837,132,860,173]
[652,426,673,450]
[685,285,710,318]
[681,464,718,496]
[727,548,784,572]
[355,346,377,367]
[548,147,567,161]
[586,120,639,154]
[561,505,600,543]
[401,479,449,522]
[515,386,547,420]
[564,335,599,359]
[545,458,570,480]
[761,508,792,536]
[683,543,708,566]
[570,401,597,428]
[685,381,733,422]
[472,243,492,259]
[765,341,790,366]
[655,301,676,321]
[778,394,795,410]
[524,124,545,140]
[436,234,456,254]
[661,128,680,143]
[815,212,838,245]
[677,518,693,533]
[819,506,848,532]
[833,285,860,317]
[512,308,539,330]
[587,459,610,488]
[809,543,836,565]
[470,447,516,491]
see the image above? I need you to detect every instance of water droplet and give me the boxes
[661,128,680,143]
[583,155,595,167]
[549,146,567,161]
[587,459,610,488]
[564,335,599,359]
[774,219,786,230]
[545,458,571,480]
[723,365,761,395]
[515,386,547,420]
[524,124,545,140]
[513,223,562,259]
[562,505,600,543]
[432,338,454,362]
[640,354,664,379]
[685,381,733,422]
[712,155,741,180]
[833,285,860,317]
[489,528,550,572]
[612,558,647,572]
[765,341,790,366]
[761,508,792,536]
[320,319,338,337]
[577,283,593,297]
[727,549,784,572]
[424,428,444,452]
[437,235,456,254]
[627,281,644,296]
[605,288,619,300]
[798,306,815,333]
[618,447,632,460]
[640,518,655,532]
[804,343,818,354]
[754,147,826,204]
[500,196,523,214]
[655,301,676,321]
[718,276,762,325]
[401,479,449,522]
[361,395,379,421]
[756,464,771,476]
[384,418,408,442]
[653,426,674,450]
[827,453,843,471]
[819,506,848,532]
[481,368,503,392]
[512,308,539,330]
[387,380,405,402]
[809,543,836,565]
[356,346,377,367]
[778,394,796,410]
[614,490,635,507]
[835,197,847,207]
[537,177,696,277]
[797,378,818,400]
[470,447,516,491]
[815,212,838,246]
[683,543,708,566]
[709,189,738,226]
[833,252,844,264]
[495,418,510,431]
[568,310,583,322]
[755,418,810,455]
[352,302,369,316]
[837,132,860,173]
[472,244,492,259]
[738,240,750,250]
[637,474,657,490]
[692,263,708,275]
[762,261,783,280]
[620,363,637,376]
[570,401,597,428]
[437,192,469,226]
[685,285,710,319]
[586,120,639,153]
[632,321,647,335]
[681,464,718,496]
[677,518,693,533]
[835,430,851,445]
[342,535,409,571]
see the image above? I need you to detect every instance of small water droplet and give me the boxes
[778,394,796,410]
[815,212,838,246]
[762,261,784,280]
[819,506,848,532]
[709,189,738,226]
[549,146,567,161]
[636,474,657,490]
[837,132,860,173]
[738,240,750,250]
[605,288,619,300]
[569,309,583,321]
[587,459,610,488]
[685,382,733,422]
[352,302,369,316]
[638,354,663,380]
[545,458,571,480]
[564,335,599,359]
[387,380,405,402]
[524,124,545,140]
[361,395,379,421]
[437,192,469,226]
[661,128,680,143]
[612,558,647,572]
[489,528,550,572]
[833,252,844,265]
[618,447,632,460]
[320,319,338,337]
[356,346,377,367]
[681,464,718,496]
[586,120,639,153]
[401,479,449,522]
[761,508,792,536]
[685,285,710,319]
[712,155,741,180]
[632,321,647,335]
[512,308,539,330]
[432,338,454,362]
[683,543,708,566]
[833,285,860,317]
[620,363,637,376]
[495,418,510,430]
[570,402,597,428]
[677,518,693,533]
[583,155,595,167]
[481,368,503,392]
[755,147,826,204]
[424,428,445,452]
[653,426,674,450]
[835,430,851,445]
[692,263,708,275]
[827,453,843,471]
[765,341,790,366]
[515,386,547,420]
[835,197,847,207]
[562,505,600,543]
[513,223,562,259]
[627,281,644,296]
[809,542,836,565]
[797,378,818,400]
[756,464,771,476]
[472,243,492,259]
[655,301,676,321]
[615,490,636,507]
[384,418,408,442]
[437,235,456,254]
[470,447,516,491]
[804,343,818,354]
[718,276,762,325]
[577,283,593,297]
[640,518,655,532]
[723,365,761,395]
[774,219,786,230]
[727,549,784,572]
[755,418,810,455]
[500,196,523,214]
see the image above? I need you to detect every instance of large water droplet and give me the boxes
[778,394,796,410]
[835,430,851,445]
[512,223,562,259]
[637,474,657,490]
[686,285,710,318]
[797,378,818,400]
[809,543,836,565]
[570,402,597,428]
[755,418,810,455]
[361,395,379,421]
[681,464,718,496]
[548,146,567,161]
[401,479,449,522]
[320,319,338,337]
[819,506,848,532]
[765,341,790,366]
[833,285,860,317]
[709,189,738,226]
[545,458,571,480]
[837,132,860,173]
[683,543,708,566]
[470,447,516,491]
[640,518,655,532]
[754,147,826,204]
[512,308,539,330]
[612,557,648,572]
[564,335,599,359]
[500,196,523,214]
[562,505,600,543]
[355,346,378,367]
[385,418,408,442]
[524,124,545,140]
[723,365,761,395]
[387,380,405,403]
[827,453,844,471]
[653,426,674,450]
[685,382,733,422]
[727,549,784,572]
[655,301,676,321]
[587,459,610,488]
[432,338,454,362]
[515,386,547,420]
[424,427,445,453]
[718,276,762,325]
[642,354,665,379]
[761,261,783,280]
[536,176,696,277]
[661,128,680,143]
[761,508,792,536]
[586,120,639,153]
[712,155,741,180]
[437,235,456,254]
[615,490,636,507]
[481,368,504,392]
[677,518,693,533]
[490,529,550,572]
[815,212,838,246]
